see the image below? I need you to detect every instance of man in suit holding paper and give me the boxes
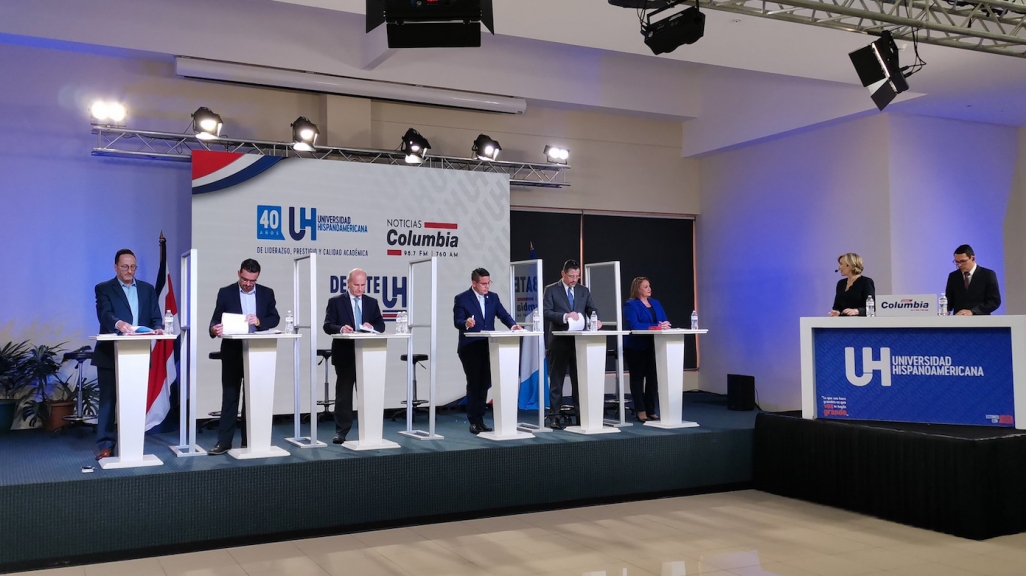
[207,259,279,455]
[542,259,600,428]
[323,268,386,444]
[945,244,1001,315]
[453,268,522,435]
[93,248,164,460]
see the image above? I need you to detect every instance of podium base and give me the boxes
[516,423,553,434]
[99,454,163,470]
[341,438,401,451]
[564,425,620,435]
[170,445,208,457]
[228,446,291,460]
[603,418,634,428]
[285,437,328,449]
[645,420,700,429]
[478,430,535,442]
[398,430,445,441]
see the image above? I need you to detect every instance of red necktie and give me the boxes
[963,271,970,289]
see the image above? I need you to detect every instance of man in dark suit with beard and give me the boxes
[93,248,164,460]
[323,268,386,444]
[945,244,1001,316]
[207,259,279,455]
[542,259,600,428]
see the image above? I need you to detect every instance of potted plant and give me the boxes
[16,343,72,432]
[0,340,31,434]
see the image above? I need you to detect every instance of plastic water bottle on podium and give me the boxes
[866,296,876,317]
[396,311,408,334]
[589,311,598,331]
[163,310,174,335]
[532,308,542,332]
[691,310,699,330]
[938,293,948,316]
[285,310,295,334]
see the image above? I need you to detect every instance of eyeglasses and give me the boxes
[118,265,138,271]
[953,259,971,266]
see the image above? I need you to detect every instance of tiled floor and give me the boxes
[9,490,1026,576]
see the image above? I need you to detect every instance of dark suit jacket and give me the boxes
[208,283,280,355]
[323,293,386,366]
[542,280,598,349]
[452,288,517,351]
[832,276,876,317]
[945,266,1001,315]
[622,298,669,350]
[93,277,163,369]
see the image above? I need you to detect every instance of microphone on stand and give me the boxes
[834,269,839,273]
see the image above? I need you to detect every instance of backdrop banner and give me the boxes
[813,327,1015,426]
[192,151,510,415]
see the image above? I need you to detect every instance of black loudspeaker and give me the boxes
[727,374,755,411]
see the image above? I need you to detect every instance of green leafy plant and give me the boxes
[0,340,31,400]
[16,343,67,427]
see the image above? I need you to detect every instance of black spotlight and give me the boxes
[401,128,431,164]
[192,107,223,140]
[849,31,909,111]
[641,0,705,55]
[291,117,319,152]
[544,145,570,164]
[472,134,501,161]
[367,0,495,48]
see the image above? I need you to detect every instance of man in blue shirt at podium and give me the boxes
[453,267,521,434]
[945,244,1001,316]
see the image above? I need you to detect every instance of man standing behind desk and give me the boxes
[93,249,164,460]
[207,259,279,455]
[323,268,386,444]
[542,259,601,428]
[945,244,1001,316]
[453,267,522,435]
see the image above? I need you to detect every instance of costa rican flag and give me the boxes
[192,150,282,194]
[146,232,177,431]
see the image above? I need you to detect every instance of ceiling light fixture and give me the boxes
[291,117,319,151]
[191,107,223,140]
[401,128,431,164]
[472,134,501,161]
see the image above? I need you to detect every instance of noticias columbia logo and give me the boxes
[386,220,459,256]
[880,299,930,310]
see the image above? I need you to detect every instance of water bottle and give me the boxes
[285,310,294,334]
[866,296,876,317]
[691,310,699,330]
[163,310,174,335]
[396,311,408,334]
[589,311,598,331]
[938,293,948,316]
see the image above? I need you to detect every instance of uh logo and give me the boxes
[845,347,891,387]
[289,207,316,241]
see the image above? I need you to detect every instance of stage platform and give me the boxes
[0,392,757,572]
[753,412,1026,541]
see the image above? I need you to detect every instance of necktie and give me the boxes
[479,294,486,318]
[354,297,362,327]
[567,287,574,310]
[963,272,970,290]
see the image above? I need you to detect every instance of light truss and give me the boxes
[702,0,1026,58]
[91,125,569,188]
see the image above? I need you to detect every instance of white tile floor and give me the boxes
[9,490,1026,576]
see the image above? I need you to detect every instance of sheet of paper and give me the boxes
[221,312,249,335]
[357,325,382,334]
[567,314,586,331]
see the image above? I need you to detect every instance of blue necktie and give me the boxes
[354,297,362,328]
[567,287,574,310]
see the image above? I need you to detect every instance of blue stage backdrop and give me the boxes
[813,327,1015,426]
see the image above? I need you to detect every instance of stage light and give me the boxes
[366,0,495,49]
[90,101,127,123]
[472,134,501,161]
[640,0,705,55]
[544,145,570,164]
[291,117,319,152]
[401,128,431,164]
[192,107,223,140]
[849,31,909,111]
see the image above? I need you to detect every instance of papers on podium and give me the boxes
[566,314,585,331]
[221,313,248,335]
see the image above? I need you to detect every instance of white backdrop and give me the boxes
[192,152,510,415]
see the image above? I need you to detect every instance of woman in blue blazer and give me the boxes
[622,277,671,422]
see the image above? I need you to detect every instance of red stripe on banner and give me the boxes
[147,341,171,413]
[191,150,243,181]
[387,249,402,255]
[424,222,458,229]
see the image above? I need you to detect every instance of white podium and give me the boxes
[552,330,630,435]
[330,333,410,450]
[466,331,536,441]
[631,329,708,429]
[92,334,177,470]
[220,333,300,459]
